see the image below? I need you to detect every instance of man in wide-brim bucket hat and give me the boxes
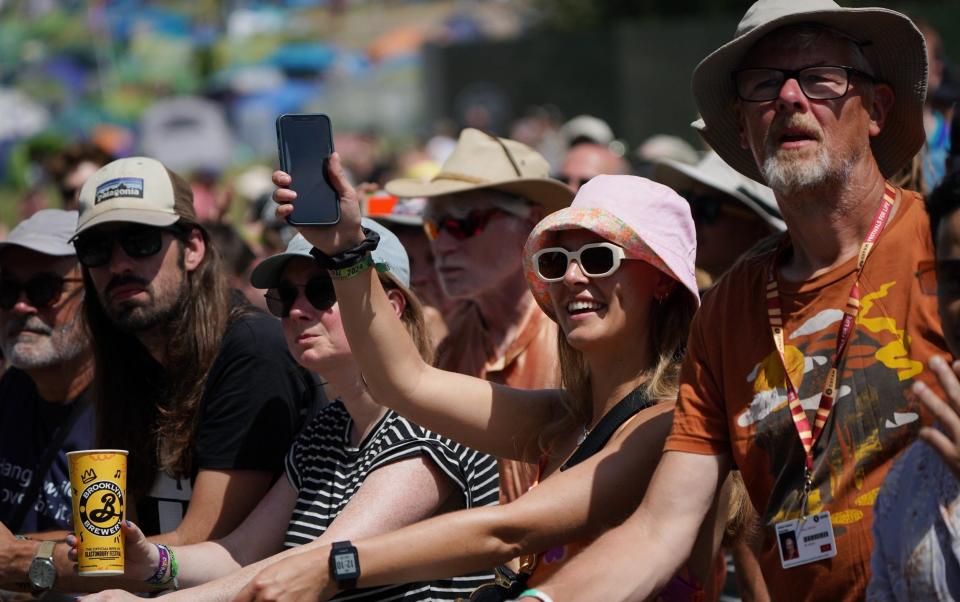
[509,3,951,602]
[692,0,927,184]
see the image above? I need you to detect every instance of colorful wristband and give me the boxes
[329,253,375,280]
[519,589,555,602]
[146,544,170,585]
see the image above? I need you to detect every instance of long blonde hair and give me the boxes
[535,285,695,454]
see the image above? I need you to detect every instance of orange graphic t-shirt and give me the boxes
[665,189,947,602]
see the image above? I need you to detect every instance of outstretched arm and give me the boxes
[518,450,731,602]
[271,160,556,462]
[236,405,677,601]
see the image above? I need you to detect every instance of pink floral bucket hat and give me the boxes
[523,175,699,321]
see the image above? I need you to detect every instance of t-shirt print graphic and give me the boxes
[739,279,923,537]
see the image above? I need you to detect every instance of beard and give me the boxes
[1,314,87,369]
[760,116,858,196]
[101,273,188,334]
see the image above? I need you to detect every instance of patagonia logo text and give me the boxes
[95,178,144,204]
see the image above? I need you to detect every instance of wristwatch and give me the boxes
[27,540,57,593]
[329,540,360,589]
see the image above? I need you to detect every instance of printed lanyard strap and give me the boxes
[766,184,896,474]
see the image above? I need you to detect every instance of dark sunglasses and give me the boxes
[74,225,185,268]
[683,193,756,226]
[264,277,337,318]
[532,242,627,282]
[555,174,592,189]
[0,273,83,310]
[422,208,505,242]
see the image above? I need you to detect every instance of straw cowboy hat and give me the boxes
[385,128,574,214]
[691,0,928,184]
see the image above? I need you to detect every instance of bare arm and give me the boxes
[522,450,731,602]
[239,405,677,600]
[140,454,459,602]
[272,161,556,461]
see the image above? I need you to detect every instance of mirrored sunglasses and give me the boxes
[422,208,505,242]
[533,242,627,282]
[264,276,337,318]
[75,225,184,268]
[0,273,83,310]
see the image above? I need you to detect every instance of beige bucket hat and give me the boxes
[385,128,574,214]
[691,0,927,184]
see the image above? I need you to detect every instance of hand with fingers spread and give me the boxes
[272,152,365,255]
[67,521,158,582]
[913,355,960,481]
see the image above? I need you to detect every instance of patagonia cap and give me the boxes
[73,156,198,240]
[0,209,78,257]
[523,175,699,321]
[251,217,411,289]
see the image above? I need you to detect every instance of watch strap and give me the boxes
[330,540,359,589]
[34,540,55,561]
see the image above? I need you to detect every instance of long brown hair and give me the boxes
[84,222,246,498]
[380,272,433,365]
[535,285,695,454]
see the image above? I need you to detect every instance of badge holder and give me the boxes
[775,470,837,569]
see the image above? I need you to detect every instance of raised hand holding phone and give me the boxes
[272,152,364,255]
[275,113,341,227]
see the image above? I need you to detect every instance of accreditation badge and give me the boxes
[775,511,837,569]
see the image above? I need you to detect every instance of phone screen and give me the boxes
[276,114,340,226]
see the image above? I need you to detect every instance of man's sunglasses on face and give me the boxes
[0,273,83,310]
[684,193,757,226]
[422,208,506,242]
[733,65,878,103]
[264,276,337,318]
[74,225,186,269]
[554,174,593,190]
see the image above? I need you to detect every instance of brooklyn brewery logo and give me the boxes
[78,481,124,537]
[95,177,144,204]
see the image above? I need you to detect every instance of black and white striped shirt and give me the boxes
[284,400,500,600]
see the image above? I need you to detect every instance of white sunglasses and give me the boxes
[532,242,627,282]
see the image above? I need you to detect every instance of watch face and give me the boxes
[29,559,56,589]
[333,551,359,578]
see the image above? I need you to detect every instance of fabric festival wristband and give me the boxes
[167,545,180,590]
[329,253,375,280]
[146,544,170,585]
[519,589,555,602]
[310,228,381,270]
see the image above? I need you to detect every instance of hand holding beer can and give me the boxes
[67,450,127,575]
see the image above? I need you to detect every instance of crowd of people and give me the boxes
[0,0,958,601]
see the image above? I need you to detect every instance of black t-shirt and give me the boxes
[136,311,319,535]
[0,368,96,533]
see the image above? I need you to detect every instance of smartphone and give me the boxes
[276,113,340,226]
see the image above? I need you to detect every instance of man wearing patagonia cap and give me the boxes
[518,2,947,601]
[5,157,318,595]
[385,127,574,503]
[0,210,97,593]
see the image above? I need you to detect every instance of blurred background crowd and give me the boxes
[0,0,956,306]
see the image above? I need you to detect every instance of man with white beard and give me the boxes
[0,210,94,538]
[514,2,948,601]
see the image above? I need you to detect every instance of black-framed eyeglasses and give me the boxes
[917,259,960,297]
[0,273,83,310]
[733,65,878,102]
[264,276,337,318]
[74,225,187,269]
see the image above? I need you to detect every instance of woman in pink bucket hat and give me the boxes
[232,160,730,601]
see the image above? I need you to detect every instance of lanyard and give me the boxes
[765,184,896,494]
